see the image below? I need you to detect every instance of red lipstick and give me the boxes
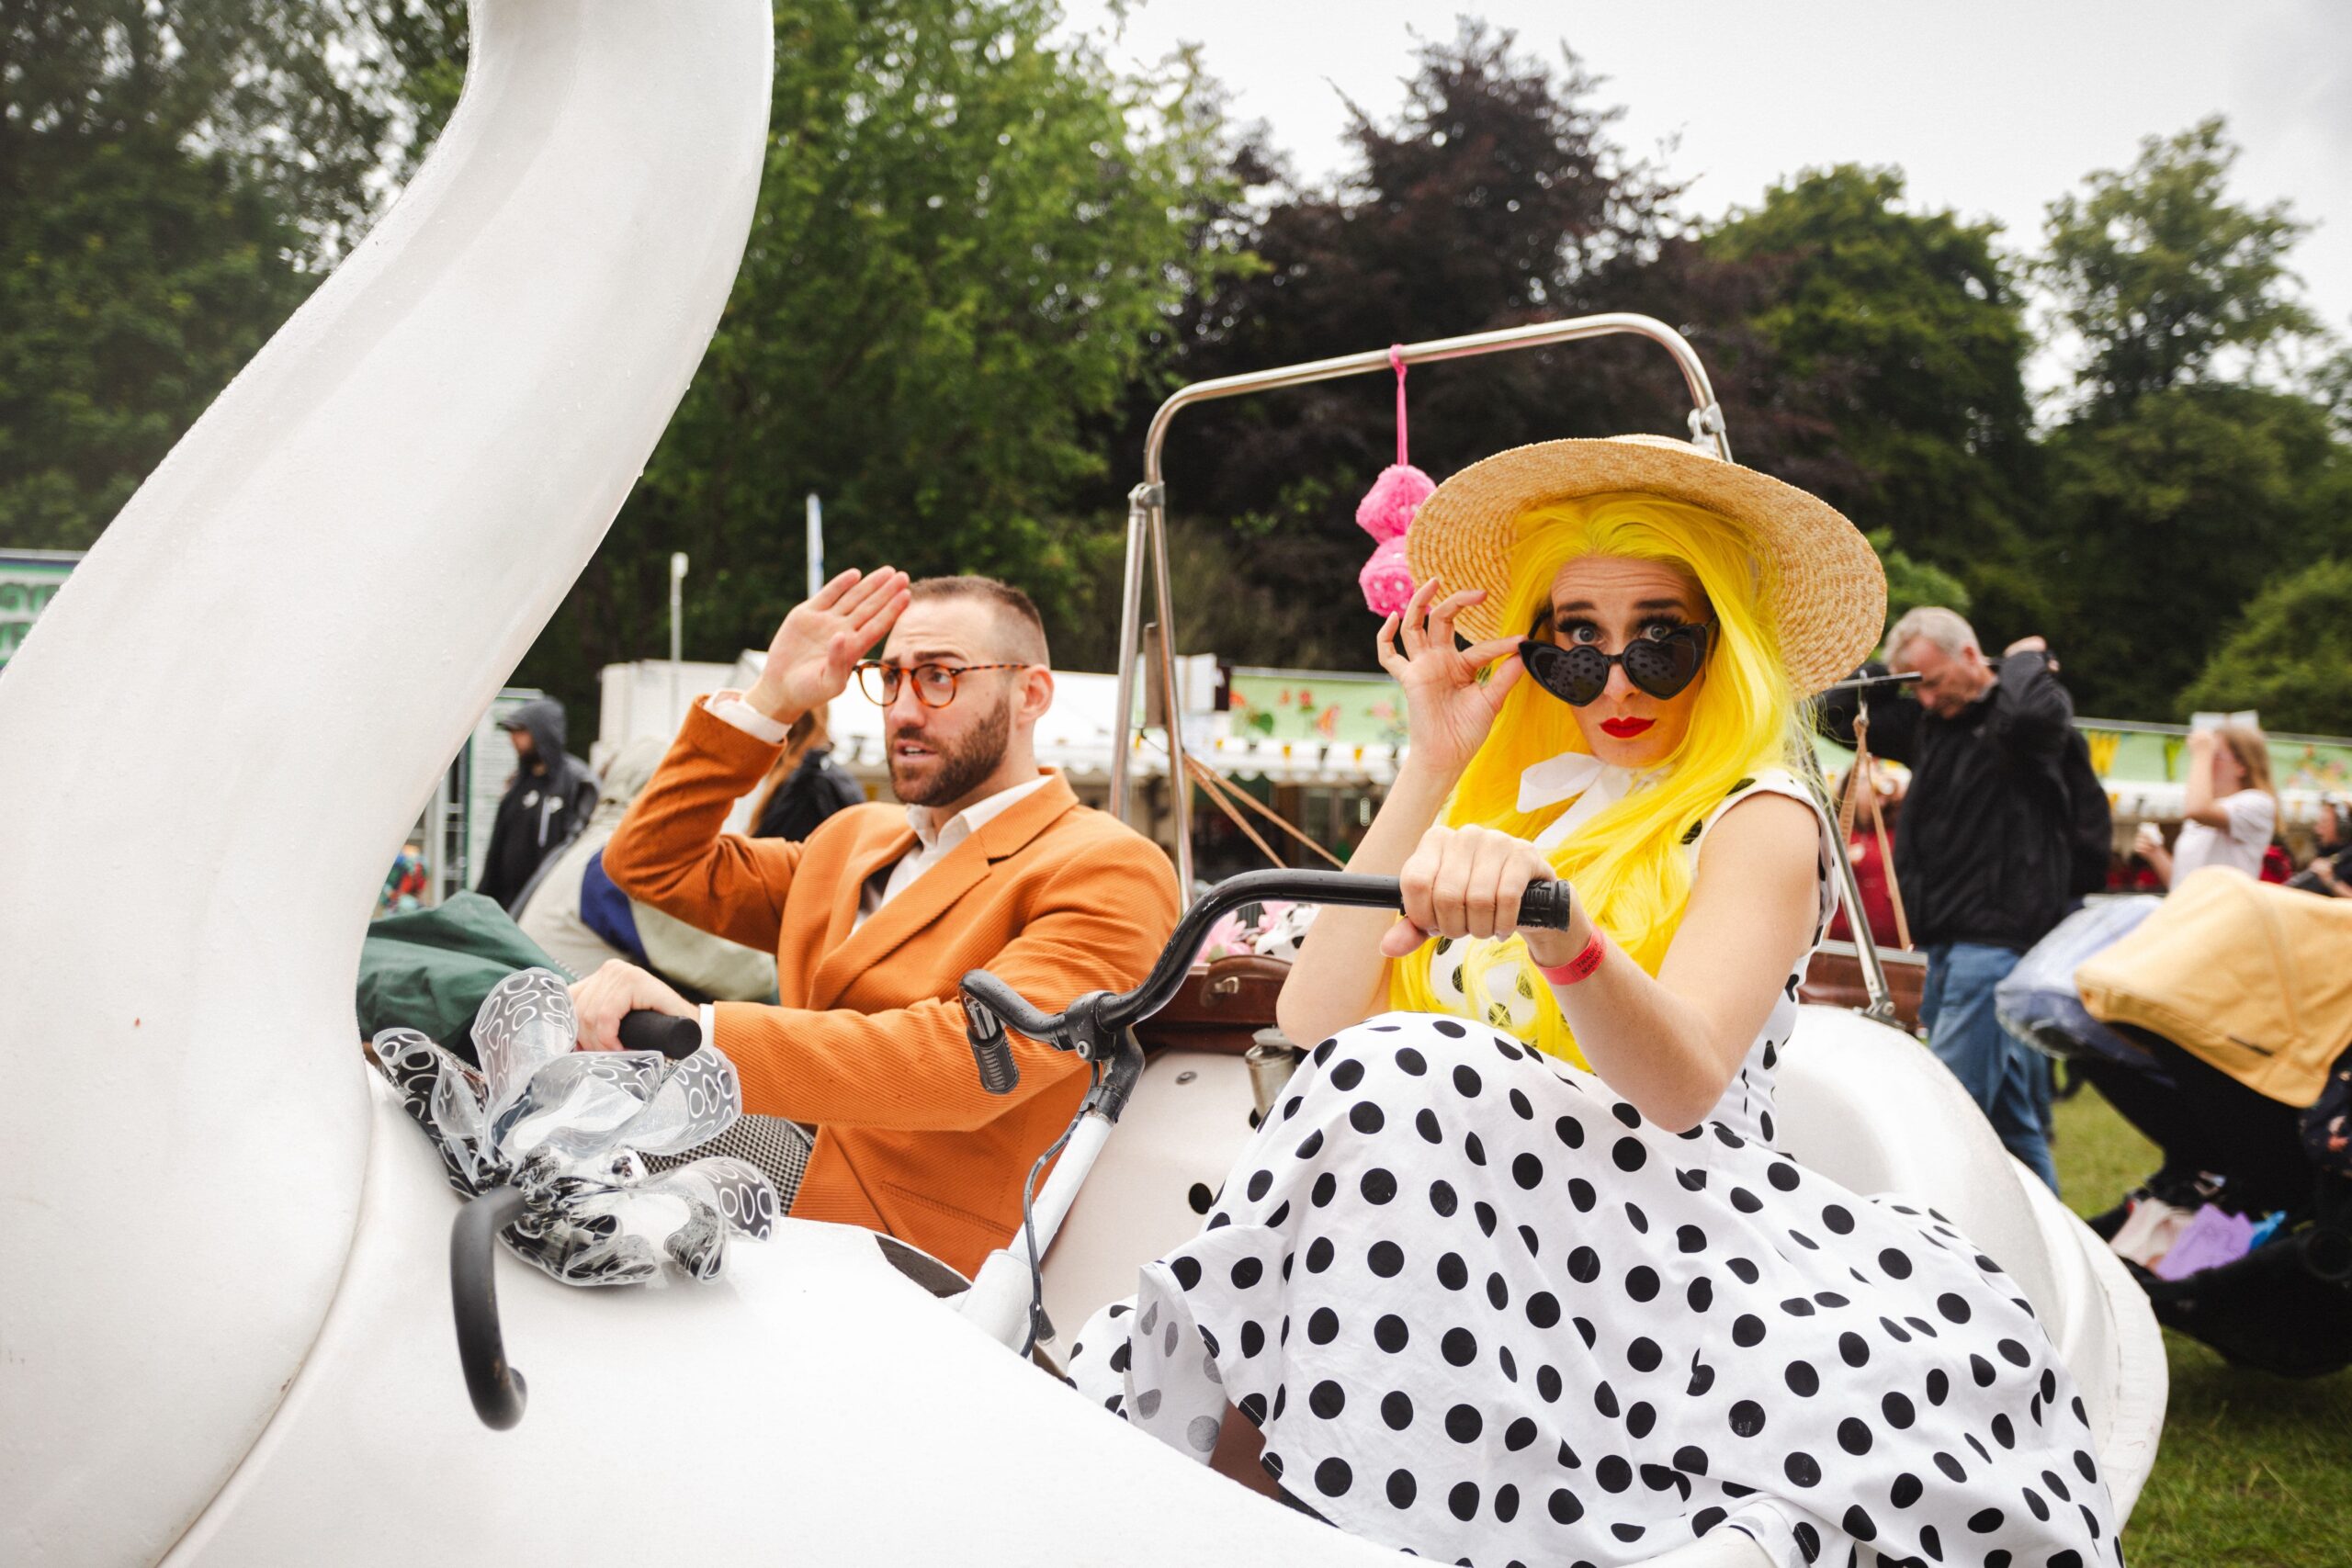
[1600,716,1655,739]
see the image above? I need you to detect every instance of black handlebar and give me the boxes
[960,869,1574,1094]
[452,1186,530,1429]
[617,1010,702,1060]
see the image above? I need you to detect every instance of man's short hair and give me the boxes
[1886,605,1979,662]
[909,574,1049,667]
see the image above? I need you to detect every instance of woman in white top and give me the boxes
[2136,724,2278,884]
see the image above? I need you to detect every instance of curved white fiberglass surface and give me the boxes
[0,2,771,1560]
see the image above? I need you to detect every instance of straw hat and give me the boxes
[1406,434,1885,695]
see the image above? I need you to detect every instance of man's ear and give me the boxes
[1016,665,1055,726]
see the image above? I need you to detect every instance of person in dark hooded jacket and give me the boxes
[477,696,599,910]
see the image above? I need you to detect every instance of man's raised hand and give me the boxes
[745,567,910,723]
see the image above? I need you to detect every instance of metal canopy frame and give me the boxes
[1105,310,1899,1022]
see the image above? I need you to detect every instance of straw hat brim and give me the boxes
[1405,435,1885,696]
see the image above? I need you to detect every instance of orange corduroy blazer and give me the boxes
[602,702,1180,1277]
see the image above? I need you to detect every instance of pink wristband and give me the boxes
[1536,931,1607,987]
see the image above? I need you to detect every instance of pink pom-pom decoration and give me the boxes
[1355,461,1435,543]
[1360,535,1418,616]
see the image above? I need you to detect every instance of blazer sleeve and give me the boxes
[602,701,805,955]
[709,833,1182,1132]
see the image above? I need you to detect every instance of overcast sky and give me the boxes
[1069,0,2350,397]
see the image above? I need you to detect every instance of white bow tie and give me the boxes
[1517,751,1653,854]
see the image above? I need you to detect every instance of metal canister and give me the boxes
[1245,1029,1301,1122]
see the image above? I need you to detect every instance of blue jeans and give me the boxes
[1918,942,2060,1193]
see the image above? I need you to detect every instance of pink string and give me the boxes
[1389,344,1409,467]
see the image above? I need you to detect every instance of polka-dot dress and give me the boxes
[1068,773,2120,1568]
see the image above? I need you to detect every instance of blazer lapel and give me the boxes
[805,773,1080,1009]
[808,815,918,987]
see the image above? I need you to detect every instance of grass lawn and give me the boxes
[2051,1088,2352,1567]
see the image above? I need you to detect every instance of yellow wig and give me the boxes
[1387,492,1805,1064]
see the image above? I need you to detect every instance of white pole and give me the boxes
[669,550,688,726]
[805,491,823,601]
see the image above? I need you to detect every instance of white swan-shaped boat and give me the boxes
[0,5,2162,1563]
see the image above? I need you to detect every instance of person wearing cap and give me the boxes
[1064,436,2115,1568]
[475,695,600,910]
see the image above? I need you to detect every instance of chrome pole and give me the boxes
[1795,742,1898,1025]
[1112,313,1732,847]
[1146,494,1193,889]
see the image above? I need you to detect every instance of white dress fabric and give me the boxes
[1068,770,2120,1568]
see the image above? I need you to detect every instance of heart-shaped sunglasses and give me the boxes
[1518,621,1717,707]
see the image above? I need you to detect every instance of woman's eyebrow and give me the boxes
[1549,597,1692,615]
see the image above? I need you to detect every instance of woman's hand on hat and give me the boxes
[1376,576,1525,781]
[1380,823,1581,963]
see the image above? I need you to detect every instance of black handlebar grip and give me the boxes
[964,997,1020,1096]
[1515,880,1576,931]
[617,1010,703,1060]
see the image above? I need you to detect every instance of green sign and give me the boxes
[0,551,82,671]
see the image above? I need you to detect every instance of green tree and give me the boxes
[1707,166,2035,573]
[0,0,386,549]
[511,0,1238,703]
[2180,558,2352,735]
[2042,118,2320,413]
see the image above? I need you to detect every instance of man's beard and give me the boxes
[889,695,1012,807]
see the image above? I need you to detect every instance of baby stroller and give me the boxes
[2001,871,2352,1378]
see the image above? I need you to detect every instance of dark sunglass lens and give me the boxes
[1623,633,1702,699]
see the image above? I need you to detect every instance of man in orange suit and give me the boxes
[578,569,1181,1278]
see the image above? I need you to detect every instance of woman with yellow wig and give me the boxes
[1067,436,2118,1568]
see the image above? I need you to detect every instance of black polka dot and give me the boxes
[1593,1382,1619,1418]
[1307,1308,1339,1344]
[1822,1203,1856,1235]
[1385,1468,1416,1508]
[1997,1337,2031,1367]
[1245,1168,1272,1201]
[1674,1444,1711,1476]
[1675,1224,1706,1254]
[1626,1402,1657,1438]
[1440,1402,1484,1443]
[1431,1020,1465,1039]
[1525,1291,1561,1328]
[1935,1451,1967,1483]
[1575,1316,1599,1348]
[1295,1130,1324,1160]
[1838,1331,1871,1368]
[1437,1251,1468,1290]
[1883,1391,1916,1428]
[1415,1109,1442,1143]
[1838,1417,1874,1455]
[1508,1087,1534,1120]
[1429,1179,1458,1216]
[1842,1505,1877,1542]
[1780,1297,1817,1318]
[1368,1240,1404,1277]
[1993,1412,2016,1448]
[1511,1151,1544,1189]
[1306,1236,1334,1272]
[1597,1456,1633,1493]
[1879,1247,1913,1279]
[1442,1327,1477,1366]
[1793,1522,1820,1563]
[1968,1507,2004,1534]
[1374,1314,1409,1353]
[1312,1039,1336,1065]
[1727,1257,1760,1284]
[1612,1101,1643,1128]
[1687,1359,1716,1397]
[1310,1172,1337,1207]
[1361,1168,1397,1204]
[1447,1481,1480,1521]
[1677,1167,1708,1191]
[1486,1272,1510,1310]
[1730,1187,1764,1214]
[1555,1114,1585,1148]
[1382,1390,1414,1429]
[1395,1046,1427,1076]
[1767,1161,1801,1190]
[1566,1247,1601,1284]
[1474,1201,1498,1235]
[1785,1452,1822,1487]
[1309,1379,1346,1418]
[1728,1400,1767,1438]
[1170,1256,1202,1290]
[1329,1057,1365,1091]
[1517,1224,1541,1259]
[1784,1360,1819,1396]
[1464,1132,1487,1167]
[1611,1137,1648,1172]
[1231,1256,1263,1289]
[1537,1364,1562,1403]
[1937,1292,1973,1324]
[1627,1337,1663,1373]
[1567,1178,1596,1213]
[1548,1488,1583,1524]
[1452,1064,1483,1098]
[1623,1201,1649,1234]
[1505,1416,1538,1451]
[1732,1314,1767,1348]
[1693,1505,1728,1536]
[1348,1100,1383,1134]
[1314,1457,1352,1497]
[1970,1353,1997,1387]
[1891,1472,1923,1508]
[1686,1277,1714,1313]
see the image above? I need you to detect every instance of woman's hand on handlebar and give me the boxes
[569,959,695,1052]
[1375,577,1524,782]
[1380,824,1582,966]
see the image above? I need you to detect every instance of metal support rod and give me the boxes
[1147,497,1194,890]
[1109,312,1731,852]
[1107,483,1157,825]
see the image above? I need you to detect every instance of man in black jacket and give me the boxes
[476,696,599,910]
[1825,606,2073,1190]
